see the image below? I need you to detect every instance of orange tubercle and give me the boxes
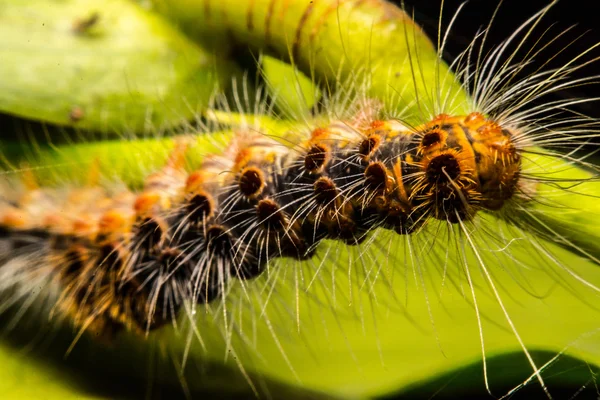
[309,127,330,141]
[185,170,206,194]
[464,112,486,125]
[1,208,29,229]
[98,210,132,237]
[133,192,162,217]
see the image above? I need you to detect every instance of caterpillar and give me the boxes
[0,110,520,336]
[1,0,600,399]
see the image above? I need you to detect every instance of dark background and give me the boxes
[398,0,600,119]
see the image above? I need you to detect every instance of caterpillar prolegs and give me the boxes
[0,110,521,337]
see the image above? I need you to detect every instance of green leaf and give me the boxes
[0,0,234,134]
[0,340,103,400]
[149,0,471,120]
[261,55,321,118]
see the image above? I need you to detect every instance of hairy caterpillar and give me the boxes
[0,109,521,336]
[1,0,600,399]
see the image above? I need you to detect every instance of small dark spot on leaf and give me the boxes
[69,106,84,122]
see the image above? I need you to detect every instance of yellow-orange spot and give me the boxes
[72,217,96,236]
[98,210,129,235]
[112,191,135,205]
[310,127,329,141]
[264,151,277,164]
[185,171,205,194]
[134,192,161,216]
[234,148,252,170]
[42,213,72,233]
[42,214,63,227]
[478,122,503,138]
[464,112,485,125]
[432,113,450,123]
[1,209,28,228]
[370,120,385,129]
[393,158,408,202]
[67,188,103,205]
[451,123,477,173]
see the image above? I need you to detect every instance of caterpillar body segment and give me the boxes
[0,112,522,338]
